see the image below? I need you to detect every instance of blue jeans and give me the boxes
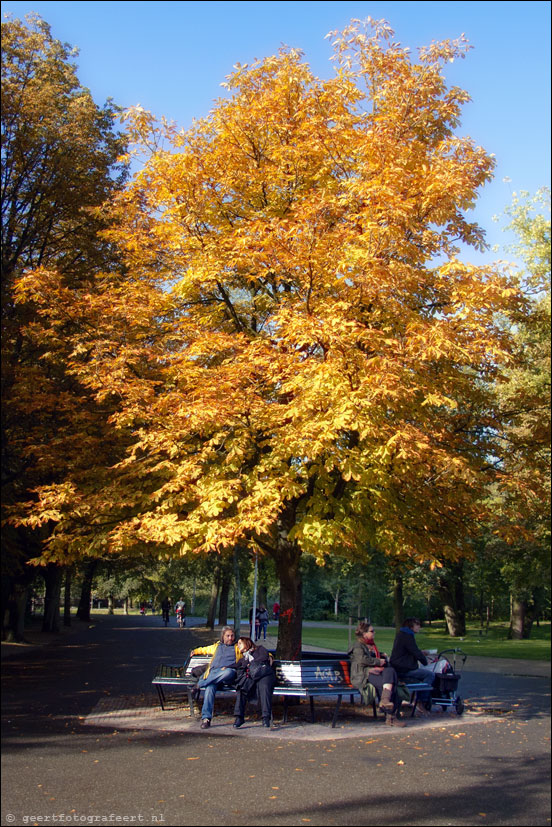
[198,667,236,720]
[401,667,435,699]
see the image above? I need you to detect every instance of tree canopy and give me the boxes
[1,14,127,638]
[9,19,536,655]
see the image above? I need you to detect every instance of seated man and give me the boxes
[390,617,435,699]
[190,626,242,729]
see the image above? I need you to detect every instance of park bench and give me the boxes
[152,652,432,727]
[152,653,362,727]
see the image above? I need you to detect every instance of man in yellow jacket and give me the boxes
[191,626,242,728]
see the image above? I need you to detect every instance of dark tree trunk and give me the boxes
[274,539,302,660]
[76,559,98,622]
[42,564,62,633]
[63,567,72,626]
[3,578,31,642]
[258,555,268,610]
[233,547,242,634]
[206,561,221,629]
[508,596,534,639]
[218,569,231,627]
[393,575,404,631]
[437,562,466,636]
[2,529,41,641]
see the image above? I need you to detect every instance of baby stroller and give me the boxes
[426,648,467,715]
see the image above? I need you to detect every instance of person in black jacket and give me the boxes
[232,637,276,729]
[390,617,435,697]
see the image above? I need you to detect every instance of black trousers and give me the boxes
[367,666,399,697]
[233,675,276,720]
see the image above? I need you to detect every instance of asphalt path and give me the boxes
[2,614,550,827]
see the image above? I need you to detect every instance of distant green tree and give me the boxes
[490,188,551,638]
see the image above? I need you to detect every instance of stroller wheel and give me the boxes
[455,697,465,715]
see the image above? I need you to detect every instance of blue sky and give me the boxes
[2,0,550,264]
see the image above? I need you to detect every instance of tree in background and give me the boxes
[1,15,127,637]
[487,188,551,638]
[12,20,533,656]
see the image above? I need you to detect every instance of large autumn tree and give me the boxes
[14,20,530,656]
[1,15,127,637]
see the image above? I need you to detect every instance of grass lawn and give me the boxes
[300,621,551,661]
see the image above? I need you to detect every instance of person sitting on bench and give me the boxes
[390,617,436,699]
[190,626,242,729]
[232,637,276,730]
[349,622,406,727]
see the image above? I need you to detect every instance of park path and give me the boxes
[2,614,550,827]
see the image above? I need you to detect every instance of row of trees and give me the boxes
[25,544,549,638]
[2,16,549,652]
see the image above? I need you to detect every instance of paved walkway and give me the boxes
[3,614,550,826]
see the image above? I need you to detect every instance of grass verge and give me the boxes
[300,622,551,661]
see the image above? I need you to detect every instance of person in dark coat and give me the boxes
[349,622,406,727]
[232,637,276,729]
[390,617,435,697]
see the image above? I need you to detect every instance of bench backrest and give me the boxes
[184,654,211,676]
[159,653,354,689]
[274,658,353,689]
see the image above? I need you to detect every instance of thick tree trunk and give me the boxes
[508,596,534,639]
[274,540,302,660]
[233,547,242,633]
[63,567,72,626]
[393,575,404,631]
[3,579,30,642]
[258,555,268,610]
[42,564,62,633]
[437,562,466,636]
[2,530,41,641]
[76,559,98,622]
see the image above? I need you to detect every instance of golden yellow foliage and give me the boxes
[12,20,530,601]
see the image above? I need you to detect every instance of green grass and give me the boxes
[300,622,551,661]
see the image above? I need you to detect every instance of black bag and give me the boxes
[235,672,255,694]
[190,663,209,682]
[248,660,273,681]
